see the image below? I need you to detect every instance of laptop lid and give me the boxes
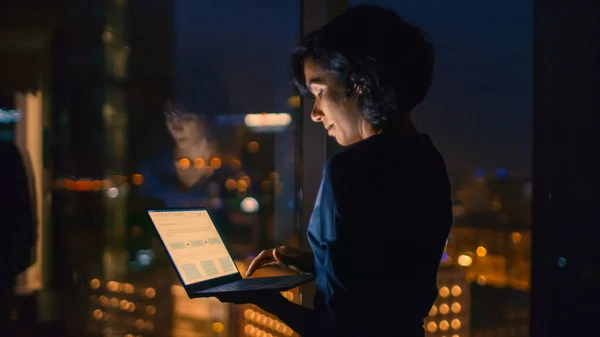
[147,208,242,293]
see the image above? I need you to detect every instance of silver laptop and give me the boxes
[147,208,314,298]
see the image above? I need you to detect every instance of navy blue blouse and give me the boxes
[306,133,453,334]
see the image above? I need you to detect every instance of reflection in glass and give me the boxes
[38,0,302,336]
[136,101,233,244]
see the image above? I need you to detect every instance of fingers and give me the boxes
[247,246,302,276]
[273,246,299,265]
[256,261,279,269]
[272,246,301,272]
[246,249,275,276]
[272,246,286,263]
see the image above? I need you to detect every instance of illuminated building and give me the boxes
[239,290,297,337]
[170,285,232,337]
[446,171,531,290]
[425,266,470,337]
[442,171,531,337]
[235,261,299,337]
[446,228,531,290]
[86,278,173,336]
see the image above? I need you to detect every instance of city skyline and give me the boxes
[174,0,532,173]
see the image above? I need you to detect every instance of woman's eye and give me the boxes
[317,89,324,97]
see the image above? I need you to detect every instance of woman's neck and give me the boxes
[174,138,214,160]
[381,114,418,136]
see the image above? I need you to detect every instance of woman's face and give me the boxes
[165,112,206,150]
[303,57,370,146]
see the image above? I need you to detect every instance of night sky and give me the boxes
[173,0,532,175]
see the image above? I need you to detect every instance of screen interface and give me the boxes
[148,209,238,285]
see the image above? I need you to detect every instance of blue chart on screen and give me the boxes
[201,260,219,276]
[190,239,205,247]
[218,257,235,272]
[207,238,221,245]
[169,242,186,250]
[181,263,202,280]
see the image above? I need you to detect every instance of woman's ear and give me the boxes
[347,83,364,99]
[355,85,364,95]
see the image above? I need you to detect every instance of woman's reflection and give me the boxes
[165,103,219,193]
[137,102,231,233]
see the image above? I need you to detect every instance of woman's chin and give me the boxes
[335,136,362,147]
[175,140,192,149]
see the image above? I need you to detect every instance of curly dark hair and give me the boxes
[292,5,435,129]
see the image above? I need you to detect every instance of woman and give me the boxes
[138,102,227,209]
[215,5,453,337]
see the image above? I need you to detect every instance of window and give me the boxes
[7,1,532,336]
[43,1,303,336]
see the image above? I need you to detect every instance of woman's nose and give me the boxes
[310,102,323,122]
[167,119,183,131]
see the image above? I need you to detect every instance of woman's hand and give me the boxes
[246,246,315,276]
[213,290,287,307]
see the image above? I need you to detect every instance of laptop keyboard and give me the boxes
[201,274,314,293]
[205,276,290,292]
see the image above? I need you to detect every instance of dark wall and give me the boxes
[532,0,600,335]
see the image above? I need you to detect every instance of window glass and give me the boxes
[44,1,302,336]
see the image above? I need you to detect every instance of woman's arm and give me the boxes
[254,294,350,337]
[255,295,318,337]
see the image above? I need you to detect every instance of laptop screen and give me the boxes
[148,209,238,285]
